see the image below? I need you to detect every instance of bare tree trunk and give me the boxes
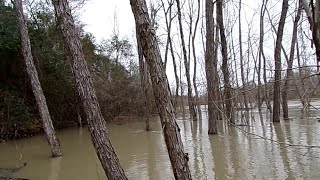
[238,0,249,115]
[160,0,173,70]
[301,0,320,62]
[176,0,197,121]
[216,0,233,122]
[231,35,240,112]
[137,31,152,131]
[296,27,311,111]
[180,59,186,118]
[205,0,218,134]
[214,25,224,120]
[130,0,192,179]
[191,0,202,120]
[273,0,289,122]
[258,0,268,111]
[14,0,62,157]
[259,0,272,113]
[281,1,302,120]
[51,0,127,179]
[161,0,180,111]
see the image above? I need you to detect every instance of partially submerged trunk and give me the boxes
[216,0,233,122]
[137,28,152,131]
[282,2,302,120]
[273,0,289,122]
[205,0,218,134]
[137,30,152,131]
[14,0,62,157]
[130,0,192,179]
[258,0,268,111]
[238,0,250,116]
[51,0,127,179]
[161,0,180,111]
[192,0,202,121]
[176,0,197,121]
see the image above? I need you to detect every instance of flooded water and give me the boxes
[1,100,320,179]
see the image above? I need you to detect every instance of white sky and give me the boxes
[80,0,135,43]
[78,0,316,93]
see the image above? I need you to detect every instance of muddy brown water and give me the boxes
[1,100,320,180]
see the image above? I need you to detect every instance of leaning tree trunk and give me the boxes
[205,0,218,134]
[273,0,289,122]
[216,0,233,122]
[14,0,62,157]
[281,1,302,120]
[130,0,192,179]
[176,0,198,121]
[51,0,127,179]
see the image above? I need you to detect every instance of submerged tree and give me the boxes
[205,0,218,134]
[282,1,302,120]
[130,0,192,179]
[176,0,198,121]
[13,0,62,157]
[136,30,152,131]
[216,0,233,122]
[51,0,127,179]
[273,0,289,122]
[238,0,249,118]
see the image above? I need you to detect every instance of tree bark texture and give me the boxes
[176,0,197,121]
[130,0,192,179]
[14,0,62,157]
[216,0,233,122]
[281,2,302,120]
[273,0,289,122]
[205,0,218,134]
[51,0,127,179]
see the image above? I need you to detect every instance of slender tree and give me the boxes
[51,0,127,179]
[205,0,218,134]
[130,0,192,179]
[282,1,302,120]
[14,0,62,157]
[216,0,233,122]
[160,0,180,111]
[258,0,269,111]
[176,0,198,121]
[273,0,289,122]
[262,0,272,113]
[191,0,202,120]
[137,31,152,131]
[238,0,249,115]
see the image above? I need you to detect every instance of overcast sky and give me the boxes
[80,0,135,43]
[78,0,266,88]
[78,0,315,91]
